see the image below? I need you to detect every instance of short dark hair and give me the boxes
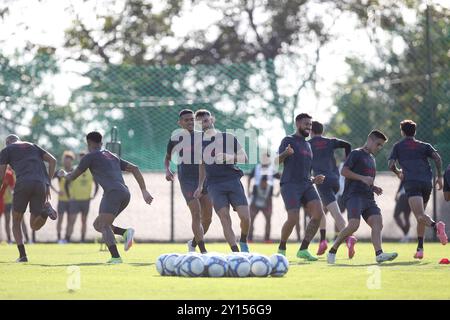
[295,113,312,122]
[311,121,324,134]
[86,131,102,143]
[195,109,211,118]
[400,119,416,137]
[369,130,388,142]
[179,109,194,118]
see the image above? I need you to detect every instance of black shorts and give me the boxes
[316,177,339,207]
[58,201,71,215]
[280,182,320,211]
[404,180,432,204]
[346,196,381,222]
[99,189,131,216]
[179,179,208,203]
[13,181,47,215]
[69,200,90,215]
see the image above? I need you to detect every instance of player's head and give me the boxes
[400,119,416,137]
[86,131,103,151]
[366,130,388,154]
[295,113,313,137]
[311,121,324,136]
[178,109,195,131]
[5,134,19,145]
[195,109,214,131]
[62,150,75,168]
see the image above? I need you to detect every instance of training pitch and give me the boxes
[0,242,449,300]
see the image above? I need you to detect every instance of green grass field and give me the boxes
[0,242,449,300]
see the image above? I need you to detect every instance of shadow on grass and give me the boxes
[331,261,428,267]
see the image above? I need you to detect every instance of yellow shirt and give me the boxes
[58,177,69,202]
[70,171,94,201]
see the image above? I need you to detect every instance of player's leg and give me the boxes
[297,197,323,261]
[279,208,300,256]
[317,209,328,255]
[12,211,27,261]
[80,201,90,243]
[403,199,411,240]
[4,204,12,243]
[262,205,272,242]
[186,198,207,253]
[295,216,301,242]
[279,183,302,255]
[366,210,397,263]
[228,180,250,252]
[393,200,407,237]
[108,191,135,253]
[21,220,30,243]
[248,204,259,242]
[65,201,78,243]
[216,206,239,252]
[199,193,213,235]
[56,201,66,242]
[29,182,48,231]
[93,213,121,263]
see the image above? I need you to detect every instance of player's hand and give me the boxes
[193,186,203,199]
[435,176,443,191]
[142,189,153,205]
[360,176,374,187]
[56,169,66,178]
[284,144,294,156]
[313,175,325,185]
[165,169,174,181]
[373,186,383,196]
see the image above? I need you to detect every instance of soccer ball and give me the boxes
[205,255,228,277]
[179,254,205,277]
[227,254,251,277]
[173,254,186,276]
[269,254,289,277]
[163,253,180,276]
[156,254,168,276]
[250,254,272,277]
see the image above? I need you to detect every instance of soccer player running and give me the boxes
[65,151,99,243]
[0,166,31,244]
[0,134,57,262]
[309,121,357,258]
[165,109,212,254]
[388,120,448,259]
[327,130,398,264]
[393,181,411,242]
[193,109,251,253]
[53,151,75,244]
[57,132,153,264]
[276,113,325,261]
[443,164,450,202]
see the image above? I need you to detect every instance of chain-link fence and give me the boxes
[0,5,449,243]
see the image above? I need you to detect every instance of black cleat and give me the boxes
[43,202,58,220]
[16,256,28,263]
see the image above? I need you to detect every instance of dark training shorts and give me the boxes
[316,177,340,207]
[69,200,91,216]
[13,181,46,215]
[58,201,71,215]
[346,196,381,222]
[207,178,248,213]
[99,189,131,216]
[179,179,208,203]
[404,180,432,205]
[280,182,320,211]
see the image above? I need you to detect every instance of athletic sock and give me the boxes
[230,245,239,252]
[278,241,287,251]
[329,247,337,254]
[18,244,27,258]
[191,238,197,247]
[417,237,424,250]
[197,240,207,253]
[375,249,383,256]
[108,245,120,258]
[299,239,310,251]
[320,229,326,242]
[112,226,127,236]
[240,233,248,243]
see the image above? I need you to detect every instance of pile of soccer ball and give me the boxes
[156,252,289,278]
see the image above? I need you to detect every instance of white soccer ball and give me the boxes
[227,255,251,277]
[179,254,205,277]
[269,254,289,277]
[250,254,272,277]
[163,253,180,276]
[173,254,186,276]
[156,254,168,276]
[205,255,228,277]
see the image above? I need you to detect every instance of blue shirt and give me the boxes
[309,136,351,179]
[76,149,130,193]
[444,165,450,192]
[278,134,313,185]
[202,132,244,184]
[343,148,376,200]
[0,142,50,185]
[166,130,202,182]
[388,137,436,183]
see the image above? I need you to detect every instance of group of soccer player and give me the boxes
[0,108,448,265]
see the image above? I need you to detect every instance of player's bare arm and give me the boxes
[164,153,174,181]
[341,166,374,187]
[388,159,403,180]
[431,151,443,190]
[124,163,153,205]
[194,163,206,199]
[274,144,294,165]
